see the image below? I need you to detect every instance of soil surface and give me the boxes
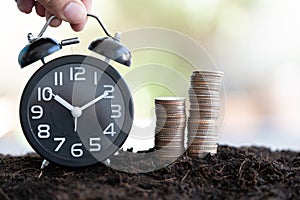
[0,145,299,200]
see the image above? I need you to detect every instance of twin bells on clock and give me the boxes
[18,13,132,68]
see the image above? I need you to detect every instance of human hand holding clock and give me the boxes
[18,11,133,167]
[16,0,92,31]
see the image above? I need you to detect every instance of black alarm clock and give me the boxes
[18,14,134,167]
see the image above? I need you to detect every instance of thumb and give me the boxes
[38,0,87,24]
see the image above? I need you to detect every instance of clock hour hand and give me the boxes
[48,91,74,111]
[80,91,109,111]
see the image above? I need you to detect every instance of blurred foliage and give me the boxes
[105,0,258,39]
[40,0,260,117]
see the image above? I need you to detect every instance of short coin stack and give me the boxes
[187,70,224,158]
[155,97,186,158]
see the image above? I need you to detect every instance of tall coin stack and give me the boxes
[155,97,186,158]
[187,71,224,158]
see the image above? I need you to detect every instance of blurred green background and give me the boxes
[1,0,300,154]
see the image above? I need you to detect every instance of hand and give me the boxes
[49,91,74,111]
[16,0,92,31]
[72,107,82,132]
[48,90,109,132]
[74,116,78,132]
[72,91,109,131]
[48,90,82,132]
[80,91,109,111]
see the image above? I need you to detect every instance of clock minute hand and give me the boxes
[80,91,109,111]
[48,91,74,111]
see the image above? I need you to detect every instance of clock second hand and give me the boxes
[72,91,109,131]
[48,91,81,132]
[74,117,78,132]
[72,107,82,132]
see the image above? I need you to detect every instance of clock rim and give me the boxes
[19,55,134,167]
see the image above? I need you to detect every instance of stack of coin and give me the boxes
[154,97,186,158]
[187,70,224,158]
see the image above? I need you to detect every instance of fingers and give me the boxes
[17,0,92,32]
[70,0,92,31]
[35,1,46,17]
[16,0,35,14]
[45,10,62,28]
[37,0,87,24]
[81,0,92,13]
[70,20,86,32]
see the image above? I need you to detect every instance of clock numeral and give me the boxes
[70,67,86,81]
[103,123,116,137]
[70,139,101,157]
[31,105,43,120]
[54,137,66,152]
[89,138,101,152]
[38,87,53,101]
[37,124,50,139]
[54,72,63,86]
[111,105,122,119]
[71,143,83,158]
[103,85,115,99]
[94,72,98,86]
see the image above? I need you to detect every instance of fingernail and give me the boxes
[64,2,86,23]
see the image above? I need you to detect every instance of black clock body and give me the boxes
[20,55,133,167]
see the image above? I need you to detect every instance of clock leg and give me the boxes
[40,159,50,169]
[104,159,111,166]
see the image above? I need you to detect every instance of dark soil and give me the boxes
[0,145,299,200]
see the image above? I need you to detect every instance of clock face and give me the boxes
[20,55,133,167]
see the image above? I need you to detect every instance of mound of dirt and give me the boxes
[0,145,299,200]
